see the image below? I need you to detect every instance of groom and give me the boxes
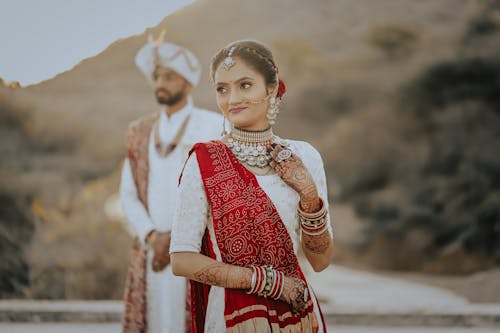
[120,34,222,333]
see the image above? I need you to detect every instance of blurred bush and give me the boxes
[0,90,35,298]
[336,57,500,272]
[466,0,500,38]
[325,3,500,272]
[0,85,131,299]
[0,191,34,298]
[410,58,500,114]
[26,170,131,299]
[367,22,420,59]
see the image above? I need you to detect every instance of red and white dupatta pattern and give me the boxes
[187,141,326,333]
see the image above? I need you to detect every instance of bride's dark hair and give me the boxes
[210,40,278,87]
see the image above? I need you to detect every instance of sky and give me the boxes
[0,0,194,86]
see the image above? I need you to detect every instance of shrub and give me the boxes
[407,58,500,117]
[367,22,420,59]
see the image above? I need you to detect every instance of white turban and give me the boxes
[135,41,201,87]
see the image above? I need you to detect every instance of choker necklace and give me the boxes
[227,126,288,168]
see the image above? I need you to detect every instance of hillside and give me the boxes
[12,0,475,165]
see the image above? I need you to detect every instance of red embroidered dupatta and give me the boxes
[186,141,325,333]
[122,113,158,333]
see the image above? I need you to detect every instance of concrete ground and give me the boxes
[1,265,499,330]
[1,323,500,333]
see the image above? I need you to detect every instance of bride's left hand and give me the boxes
[269,144,318,201]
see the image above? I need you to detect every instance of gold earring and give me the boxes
[267,97,280,126]
[221,116,228,136]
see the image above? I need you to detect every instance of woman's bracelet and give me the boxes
[298,197,326,216]
[301,225,328,236]
[247,266,264,295]
[271,270,285,300]
[298,197,329,236]
[301,218,327,230]
[298,198,326,221]
[275,271,285,300]
[247,265,284,299]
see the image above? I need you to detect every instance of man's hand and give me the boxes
[148,231,171,272]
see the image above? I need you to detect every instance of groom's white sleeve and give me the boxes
[120,158,156,245]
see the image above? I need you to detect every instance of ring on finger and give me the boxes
[276,149,292,163]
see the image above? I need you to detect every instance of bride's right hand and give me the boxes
[280,276,308,313]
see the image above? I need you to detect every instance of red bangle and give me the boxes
[256,266,266,295]
[269,270,283,299]
[248,266,286,299]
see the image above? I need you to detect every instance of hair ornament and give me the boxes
[222,46,237,71]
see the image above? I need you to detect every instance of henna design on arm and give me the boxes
[270,145,320,211]
[302,231,331,254]
[280,276,307,313]
[193,262,252,290]
[299,194,321,213]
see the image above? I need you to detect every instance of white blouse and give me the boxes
[170,139,332,332]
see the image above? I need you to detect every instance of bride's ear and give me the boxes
[267,82,278,98]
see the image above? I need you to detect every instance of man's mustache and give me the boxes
[155,88,170,95]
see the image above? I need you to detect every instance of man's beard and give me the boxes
[155,89,185,106]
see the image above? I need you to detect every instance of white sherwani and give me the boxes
[120,98,222,333]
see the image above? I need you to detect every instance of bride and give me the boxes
[170,39,334,333]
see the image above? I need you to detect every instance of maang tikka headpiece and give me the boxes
[222,46,236,71]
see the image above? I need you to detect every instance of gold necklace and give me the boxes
[154,114,190,158]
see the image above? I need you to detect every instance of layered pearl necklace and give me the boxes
[227,126,288,168]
